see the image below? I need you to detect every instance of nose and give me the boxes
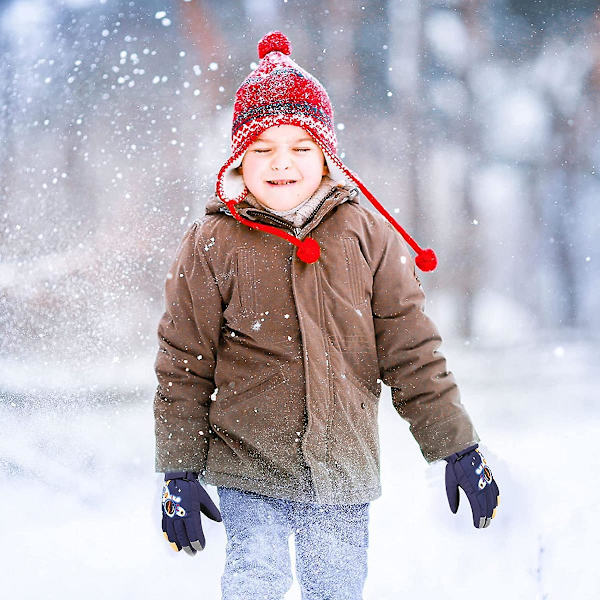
[270,148,291,171]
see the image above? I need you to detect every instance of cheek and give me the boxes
[240,155,254,174]
[303,155,327,181]
[240,157,263,189]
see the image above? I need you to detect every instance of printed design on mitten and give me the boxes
[162,481,187,518]
[473,449,493,489]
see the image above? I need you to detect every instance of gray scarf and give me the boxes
[245,175,342,228]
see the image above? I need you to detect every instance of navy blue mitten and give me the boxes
[162,471,222,555]
[444,444,500,528]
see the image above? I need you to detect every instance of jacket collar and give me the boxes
[205,179,359,239]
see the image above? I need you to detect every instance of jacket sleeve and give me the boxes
[371,221,480,463]
[153,220,223,475]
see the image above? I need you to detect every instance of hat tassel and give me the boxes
[328,154,437,272]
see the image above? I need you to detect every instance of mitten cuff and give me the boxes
[164,470,199,481]
[443,443,479,463]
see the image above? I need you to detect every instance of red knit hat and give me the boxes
[216,31,437,271]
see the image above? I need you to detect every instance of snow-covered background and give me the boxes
[1,1,599,598]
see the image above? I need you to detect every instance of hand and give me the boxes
[444,444,500,528]
[162,471,222,555]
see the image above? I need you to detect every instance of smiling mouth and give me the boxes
[267,179,297,186]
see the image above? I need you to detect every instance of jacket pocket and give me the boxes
[341,370,381,405]
[207,367,298,475]
[341,237,371,308]
[235,247,258,315]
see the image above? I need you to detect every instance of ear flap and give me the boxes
[222,152,246,198]
[323,152,349,185]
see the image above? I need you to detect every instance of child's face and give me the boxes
[239,125,328,211]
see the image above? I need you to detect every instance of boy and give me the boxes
[155,31,499,600]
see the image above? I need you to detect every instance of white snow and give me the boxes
[2,337,598,598]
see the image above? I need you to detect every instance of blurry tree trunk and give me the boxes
[455,85,477,339]
[552,111,579,327]
[57,6,99,242]
[180,0,228,110]
[322,0,357,102]
[0,34,15,214]
[382,0,422,235]
[453,0,490,338]
[525,160,547,321]
[353,0,390,109]
[406,0,425,242]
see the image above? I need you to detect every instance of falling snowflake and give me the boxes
[251,321,262,331]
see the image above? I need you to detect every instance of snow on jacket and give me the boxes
[153,178,480,504]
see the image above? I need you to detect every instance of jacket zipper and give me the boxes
[299,187,339,233]
[244,209,301,237]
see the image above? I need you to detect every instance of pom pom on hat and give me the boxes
[258,31,292,59]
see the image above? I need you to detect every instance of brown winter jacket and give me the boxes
[153,180,480,504]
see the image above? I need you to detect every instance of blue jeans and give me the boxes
[217,486,370,600]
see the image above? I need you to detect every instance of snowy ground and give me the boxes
[2,336,599,599]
